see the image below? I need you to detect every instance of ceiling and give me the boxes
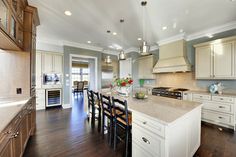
[29,0,236,52]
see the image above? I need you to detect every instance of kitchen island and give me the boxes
[102,92,202,157]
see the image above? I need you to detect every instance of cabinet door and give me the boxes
[195,46,213,79]
[42,53,53,73]
[0,139,13,157]
[36,52,42,88]
[214,42,234,78]
[138,56,154,79]
[53,55,63,73]
[21,116,28,149]
[0,0,9,31]
[12,127,22,157]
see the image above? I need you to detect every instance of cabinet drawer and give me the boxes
[212,96,234,103]
[133,112,165,138]
[133,142,155,157]
[193,94,211,101]
[202,110,234,125]
[132,123,164,157]
[203,102,234,114]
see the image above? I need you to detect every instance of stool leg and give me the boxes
[113,120,117,150]
[125,127,129,157]
[109,117,113,146]
[102,114,105,137]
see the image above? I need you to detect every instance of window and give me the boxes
[71,67,90,85]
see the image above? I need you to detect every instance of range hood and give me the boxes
[153,39,191,73]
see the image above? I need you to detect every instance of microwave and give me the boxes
[43,73,62,85]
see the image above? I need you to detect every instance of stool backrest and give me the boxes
[100,94,112,115]
[112,97,129,126]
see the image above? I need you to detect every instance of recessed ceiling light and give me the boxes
[162,26,167,30]
[230,0,235,2]
[113,32,117,35]
[138,38,142,41]
[64,11,72,16]
[87,41,91,44]
[206,34,213,38]
[179,29,184,33]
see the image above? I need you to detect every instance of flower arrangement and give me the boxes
[114,77,133,87]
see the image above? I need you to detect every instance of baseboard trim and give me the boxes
[63,104,72,109]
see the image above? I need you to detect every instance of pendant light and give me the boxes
[104,30,112,64]
[119,19,126,60]
[104,55,112,64]
[139,1,150,56]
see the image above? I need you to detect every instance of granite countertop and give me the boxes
[0,97,31,133]
[184,90,236,98]
[101,91,202,125]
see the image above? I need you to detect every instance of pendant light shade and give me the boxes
[140,41,150,56]
[118,19,127,60]
[119,50,126,60]
[139,1,151,56]
[105,55,112,64]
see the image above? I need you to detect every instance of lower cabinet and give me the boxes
[132,108,202,157]
[0,97,36,157]
[183,92,236,130]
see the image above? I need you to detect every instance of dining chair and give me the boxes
[74,81,84,94]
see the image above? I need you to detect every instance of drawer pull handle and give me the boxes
[219,106,225,108]
[220,98,224,100]
[218,116,224,119]
[143,121,147,125]
[142,137,150,144]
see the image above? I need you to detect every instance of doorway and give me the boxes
[69,54,98,108]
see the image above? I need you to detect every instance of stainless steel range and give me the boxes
[152,87,189,100]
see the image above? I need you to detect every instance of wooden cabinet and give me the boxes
[42,53,63,74]
[195,36,236,80]
[0,0,29,50]
[0,97,36,157]
[138,55,155,79]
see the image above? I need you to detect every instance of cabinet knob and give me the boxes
[218,116,223,119]
[219,106,225,108]
[142,137,150,144]
[142,121,147,125]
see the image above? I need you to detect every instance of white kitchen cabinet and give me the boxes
[36,52,42,89]
[190,92,236,130]
[42,53,63,74]
[195,45,213,79]
[132,108,201,157]
[214,42,234,78]
[138,55,155,79]
[194,36,236,80]
[36,89,45,110]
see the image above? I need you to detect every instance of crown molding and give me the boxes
[186,21,236,41]
[157,33,186,46]
[124,47,139,53]
[62,41,103,52]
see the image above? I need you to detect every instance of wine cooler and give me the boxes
[46,89,62,107]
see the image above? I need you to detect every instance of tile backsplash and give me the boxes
[156,72,236,93]
[0,50,30,98]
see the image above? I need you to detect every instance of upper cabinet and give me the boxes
[42,53,63,74]
[0,0,39,51]
[195,36,236,80]
[138,55,155,79]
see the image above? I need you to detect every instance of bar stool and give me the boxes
[100,94,113,146]
[87,90,101,131]
[112,97,132,157]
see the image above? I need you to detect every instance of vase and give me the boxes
[117,86,131,96]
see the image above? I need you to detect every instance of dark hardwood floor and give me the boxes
[24,95,236,157]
